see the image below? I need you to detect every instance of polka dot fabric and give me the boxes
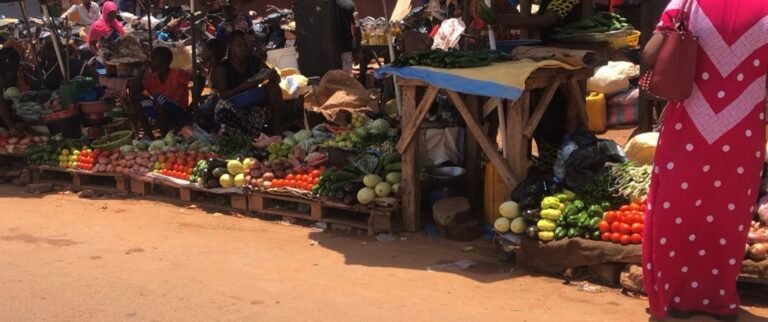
[644,0,768,319]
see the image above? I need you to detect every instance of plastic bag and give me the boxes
[431,18,466,51]
[587,61,639,95]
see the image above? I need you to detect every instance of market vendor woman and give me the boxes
[212,30,284,136]
[86,1,125,54]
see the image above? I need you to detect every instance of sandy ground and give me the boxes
[0,184,766,322]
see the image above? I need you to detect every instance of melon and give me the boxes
[494,217,511,233]
[219,174,234,188]
[227,160,244,175]
[233,173,246,187]
[499,201,520,219]
[363,174,383,188]
[385,172,401,184]
[375,182,392,197]
[357,187,376,204]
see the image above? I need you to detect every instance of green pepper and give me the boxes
[538,231,555,242]
[554,227,567,240]
[590,230,602,241]
[588,217,602,230]
[578,216,591,229]
[563,204,578,218]
[567,227,578,238]
[566,216,581,227]
[556,217,565,227]
[588,205,604,218]
[600,201,612,211]
[573,200,586,210]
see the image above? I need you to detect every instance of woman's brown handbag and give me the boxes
[639,0,698,101]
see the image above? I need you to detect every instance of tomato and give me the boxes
[630,203,641,211]
[611,232,622,243]
[305,183,313,191]
[598,221,610,233]
[631,233,642,244]
[310,170,322,178]
[631,223,644,234]
[286,174,295,181]
[620,235,632,245]
[601,232,612,241]
[313,177,320,184]
[620,205,631,212]
[620,223,633,235]
[610,222,622,233]
[605,212,618,223]
[618,213,628,223]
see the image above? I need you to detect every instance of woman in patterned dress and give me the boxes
[643,1,768,320]
[212,30,283,136]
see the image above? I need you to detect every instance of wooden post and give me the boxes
[400,85,421,232]
[446,91,519,190]
[506,92,530,181]
[463,94,484,216]
[395,86,439,153]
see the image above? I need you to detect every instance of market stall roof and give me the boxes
[0,18,19,27]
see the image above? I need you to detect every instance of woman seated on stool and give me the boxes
[212,30,284,136]
[129,47,192,139]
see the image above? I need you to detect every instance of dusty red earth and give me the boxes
[0,184,766,322]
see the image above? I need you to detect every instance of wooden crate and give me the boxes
[31,166,126,192]
[248,191,399,234]
[130,176,247,211]
[248,191,322,221]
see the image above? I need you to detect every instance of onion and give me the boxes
[757,229,768,244]
[748,231,759,244]
[746,243,751,258]
[749,243,767,262]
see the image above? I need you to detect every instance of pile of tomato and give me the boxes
[270,170,322,191]
[598,200,647,245]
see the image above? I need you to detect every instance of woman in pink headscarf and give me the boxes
[86,1,124,53]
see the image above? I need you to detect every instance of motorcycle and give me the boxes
[253,5,293,50]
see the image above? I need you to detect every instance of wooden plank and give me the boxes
[231,194,248,210]
[400,85,421,232]
[395,78,429,87]
[130,178,148,195]
[248,193,265,212]
[506,93,529,181]
[179,188,192,202]
[523,79,563,138]
[463,94,484,217]
[115,177,129,191]
[519,0,532,39]
[395,85,439,153]
[446,90,519,190]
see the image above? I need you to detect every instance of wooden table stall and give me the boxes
[392,67,594,232]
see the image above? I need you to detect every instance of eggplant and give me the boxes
[343,181,365,193]
[200,168,211,181]
[212,167,228,179]
[207,157,228,169]
[234,153,245,162]
[525,225,539,239]
[252,149,269,161]
[519,196,539,209]
[522,208,541,223]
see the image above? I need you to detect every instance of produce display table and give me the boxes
[380,62,593,231]
[129,173,247,211]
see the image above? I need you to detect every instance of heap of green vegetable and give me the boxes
[553,12,633,36]
[316,152,401,205]
[392,49,506,69]
[608,162,651,202]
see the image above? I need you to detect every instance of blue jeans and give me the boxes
[137,95,192,126]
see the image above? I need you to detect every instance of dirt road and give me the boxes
[0,185,766,322]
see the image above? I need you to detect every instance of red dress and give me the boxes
[643,0,768,318]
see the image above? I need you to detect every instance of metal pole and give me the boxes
[190,0,200,104]
[382,0,403,115]
[485,0,496,50]
[41,4,67,79]
[146,0,153,56]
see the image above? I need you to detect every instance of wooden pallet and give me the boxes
[248,191,399,234]
[30,166,128,192]
[129,176,247,211]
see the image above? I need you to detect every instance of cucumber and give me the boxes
[382,152,401,165]
[385,162,402,172]
[330,171,359,183]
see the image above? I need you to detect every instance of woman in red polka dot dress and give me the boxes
[644,0,768,320]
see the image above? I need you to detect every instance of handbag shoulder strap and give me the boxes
[673,0,694,28]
